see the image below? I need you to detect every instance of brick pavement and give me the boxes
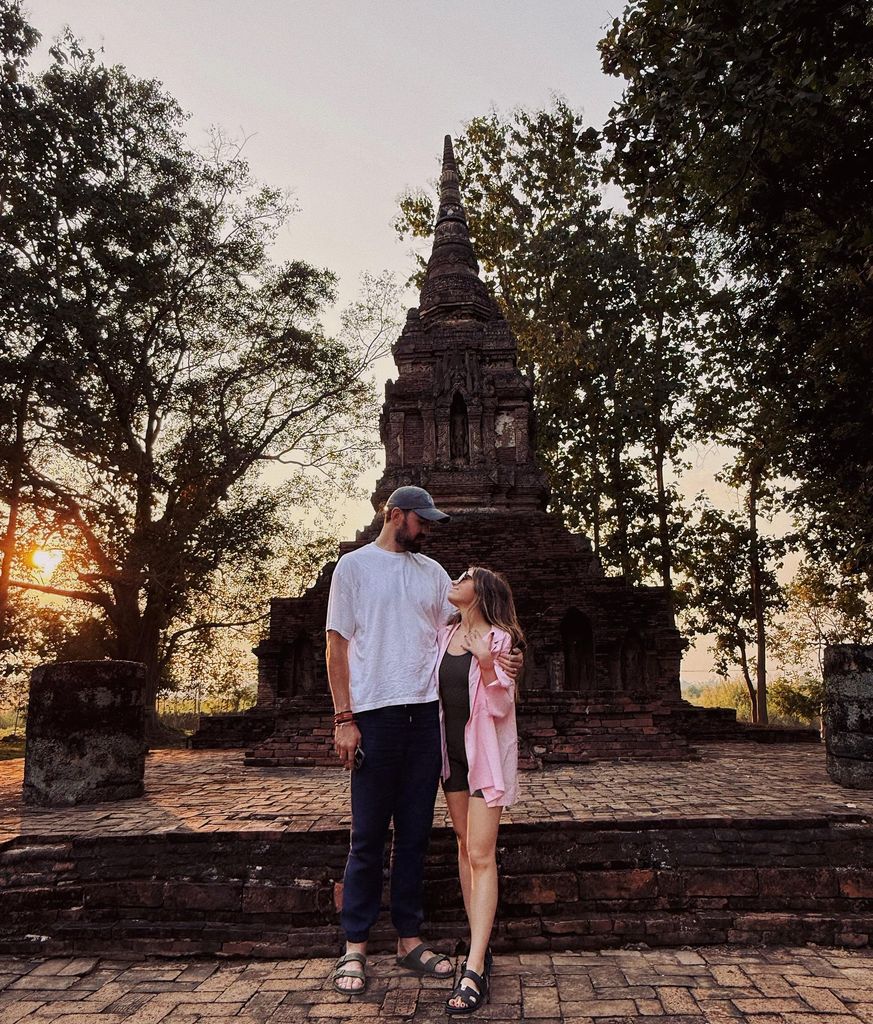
[1,743,870,843]
[2,946,873,1022]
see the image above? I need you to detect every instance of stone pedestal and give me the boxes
[23,660,146,806]
[823,644,873,789]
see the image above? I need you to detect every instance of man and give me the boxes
[325,485,517,994]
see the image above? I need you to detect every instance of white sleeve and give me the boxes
[437,567,454,625]
[326,556,357,639]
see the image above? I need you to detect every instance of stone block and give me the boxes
[578,868,657,900]
[502,872,578,905]
[837,867,873,898]
[824,644,873,789]
[683,868,758,897]
[23,661,146,807]
[164,882,242,912]
[758,867,837,900]
[241,883,320,914]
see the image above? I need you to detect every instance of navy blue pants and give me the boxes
[341,700,442,942]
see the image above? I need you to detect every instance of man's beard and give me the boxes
[396,522,423,553]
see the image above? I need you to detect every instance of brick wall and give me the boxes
[2,815,871,958]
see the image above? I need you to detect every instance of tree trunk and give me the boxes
[0,455,23,639]
[111,592,162,706]
[650,311,675,621]
[606,370,631,579]
[738,644,759,724]
[112,595,183,747]
[590,426,602,556]
[748,463,769,723]
[654,443,674,621]
[0,352,42,637]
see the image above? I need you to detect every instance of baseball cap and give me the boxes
[385,486,450,522]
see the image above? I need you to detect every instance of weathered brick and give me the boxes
[163,883,241,913]
[501,871,578,906]
[838,868,873,898]
[684,868,758,897]
[241,884,319,915]
[578,869,657,900]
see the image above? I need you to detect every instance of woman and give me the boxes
[437,566,523,1015]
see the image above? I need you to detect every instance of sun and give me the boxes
[31,548,64,577]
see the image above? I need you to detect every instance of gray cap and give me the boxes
[385,486,450,522]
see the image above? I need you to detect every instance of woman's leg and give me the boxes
[444,789,472,919]
[448,798,502,1007]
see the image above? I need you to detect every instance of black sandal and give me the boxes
[445,966,489,1015]
[396,941,453,977]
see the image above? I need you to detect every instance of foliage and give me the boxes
[162,518,340,709]
[677,482,787,721]
[767,675,824,726]
[0,6,396,712]
[687,673,822,727]
[770,558,873,674]
[690,678,752,721]
[395,102,713,596]
[0,589,109,731]
[600,0,873,582]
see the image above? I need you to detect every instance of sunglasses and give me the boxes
[453,570,475,584]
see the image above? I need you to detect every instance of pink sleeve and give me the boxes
[483,630,515,720]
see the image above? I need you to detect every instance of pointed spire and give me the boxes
[436,135,464,227]
[418,135,495,321]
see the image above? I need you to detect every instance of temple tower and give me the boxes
[192,136,695,763]
[374,137,549,513]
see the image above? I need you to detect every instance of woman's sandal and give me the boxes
[396,941,453,977]
[331,951,367,994]
[445,966,489,1015]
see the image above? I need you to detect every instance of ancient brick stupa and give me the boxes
[194,137,696,764]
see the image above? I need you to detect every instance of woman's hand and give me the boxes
[461,628,494,670]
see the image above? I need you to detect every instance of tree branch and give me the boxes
[9,578,111,607]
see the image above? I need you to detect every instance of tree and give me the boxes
[165,522,341,714]
[677,481,788,723]
[0,11,395,719]
[1,588,110,733]
[600,0,873,581]
[0,0,44,638]
[770,558,873,676]
[396,103,710,600]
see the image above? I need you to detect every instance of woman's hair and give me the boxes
[449,566,525,650]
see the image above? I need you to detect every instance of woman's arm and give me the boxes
[463,629,515,719]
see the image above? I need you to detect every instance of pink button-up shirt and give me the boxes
[436,623,519,808]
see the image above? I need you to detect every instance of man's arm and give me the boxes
[497,647,523,680]
[326,629,360,770]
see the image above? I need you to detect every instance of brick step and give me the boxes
[4,816,873,959]
[15,910,867,958]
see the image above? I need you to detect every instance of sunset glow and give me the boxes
[31,548,63,577]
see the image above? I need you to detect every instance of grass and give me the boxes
[0,734,25,761]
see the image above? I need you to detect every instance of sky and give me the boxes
[26,0,624,308]
[24,0,745,682]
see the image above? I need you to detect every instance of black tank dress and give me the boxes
[439,649,482,796]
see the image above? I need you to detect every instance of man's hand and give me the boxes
[326,629,358,769]
[497,647,524,680]
[334,721,361,770]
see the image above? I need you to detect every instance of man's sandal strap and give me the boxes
[332,952,366,992]
[396,942,451,974]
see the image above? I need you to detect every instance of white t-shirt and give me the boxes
[325,542,453,713]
